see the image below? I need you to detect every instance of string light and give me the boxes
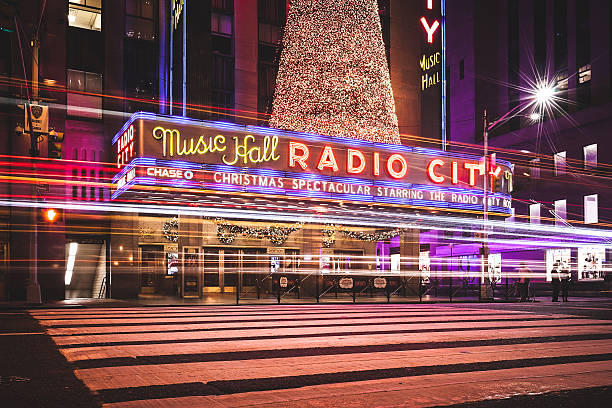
[322,224,403,246]
[270,0,400,144]
[210,218,304,246]
[162,217,179,242]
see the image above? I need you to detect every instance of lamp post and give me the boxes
[479,81,556,301]
[480,110,491,301]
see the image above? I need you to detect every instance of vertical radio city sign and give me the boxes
[419,0,446,147]
[420,0,441,91]
[111,113,513,215]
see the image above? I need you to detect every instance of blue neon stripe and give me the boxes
[118,156,512,203]
[113,175,512,214]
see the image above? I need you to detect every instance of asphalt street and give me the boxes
[1,299,611,407]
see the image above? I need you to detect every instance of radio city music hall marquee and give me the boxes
[112,113,513,214]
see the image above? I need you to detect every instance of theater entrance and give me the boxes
[203,247,267,294]
[139,244,179,296]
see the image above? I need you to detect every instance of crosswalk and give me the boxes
[30,304,612,407]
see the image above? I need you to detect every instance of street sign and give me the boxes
[339,277,353,289]
[24,104,48,133]
[374,277,387,288]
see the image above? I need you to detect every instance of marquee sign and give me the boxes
[112,113,513,214]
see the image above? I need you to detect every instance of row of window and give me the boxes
[528,143,598,179]
[69,0,156,40]
[66,1,287,120]
[552,143,598,175]
[528,194,598,225]
[70,148,107,201]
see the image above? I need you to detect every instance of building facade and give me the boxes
[0,0,442,301]
[441,0,611,291]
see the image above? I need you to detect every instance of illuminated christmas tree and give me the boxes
[270,0,400,144]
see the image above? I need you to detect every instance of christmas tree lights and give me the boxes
[270,0,401,144]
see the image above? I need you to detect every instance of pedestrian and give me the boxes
[560,267,571,302]
[551,261,561,302]
[517,262,532,302]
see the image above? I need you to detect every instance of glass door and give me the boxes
[223,248,240,292]
[139,245,165,294]
[203,247,220,292]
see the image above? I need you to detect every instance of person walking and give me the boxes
[551,261,561,302]
[517,262,532,302]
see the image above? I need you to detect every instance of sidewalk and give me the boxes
[1,295,610,309]
[0,310,101,407]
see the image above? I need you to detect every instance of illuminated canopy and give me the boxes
[112,112,513,215]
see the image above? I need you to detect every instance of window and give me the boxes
[556,70,568,90]
[210,4,234,122]
[259,62,277,99]
[459,59,464,80]
[69,0,101,31]
[90,169,95,200]
[584,194,598,224]
[529,158,541,179]
[126,0,156,41]
[555,70,569,114]
[126,0,154,18]
[583,144,597,169]
[72,168,78,199]
[210,90,234,121]
[211,54,234,90]
[554,199,567,226]
[67,69,102,119]
[258,0,286,25]
[578,64,592,84]
[124,40,156,105]
[212,0,233,12]
[81,168,86,199]
[212,12,233,35]
[68,69,102,93]
[259,23,282,45]
[530,203,541,224]
[554,151,566,176]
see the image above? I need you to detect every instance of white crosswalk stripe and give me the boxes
[29,304,612,407]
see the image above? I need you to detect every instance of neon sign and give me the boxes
[420,52,440,90]
[116,124,135,168]
[146,167,193,180]
[172,0,184,30]
[153,126,226,157]
[222,135,280,166]
[152,126,279,166]
[112,113,513,214]
[419,1,442,93]
[420,0,440,44]
[420,17,440,44]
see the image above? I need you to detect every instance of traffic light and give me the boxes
[40,208,61,223]
[48,130,64,159]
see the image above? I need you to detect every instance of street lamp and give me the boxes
[529,112,541,122]
[480,82,556,300]
[533,82,556,107]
